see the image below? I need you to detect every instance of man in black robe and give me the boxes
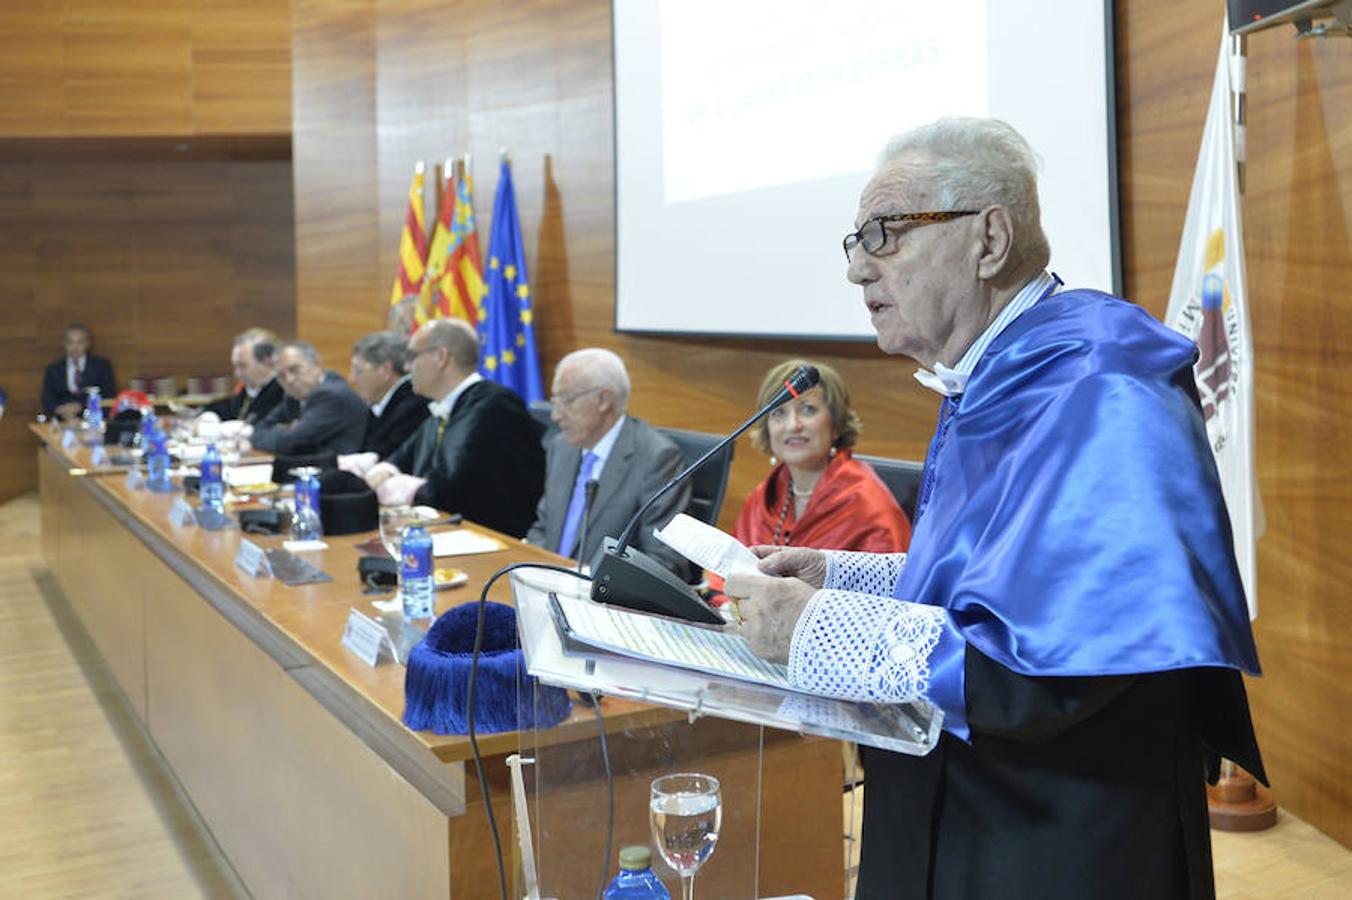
[348,330,428,459]
[364,319,543,538]
[200,328,284,425]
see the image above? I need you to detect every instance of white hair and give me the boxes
[556,348,631,411]
[879,117,1051,269]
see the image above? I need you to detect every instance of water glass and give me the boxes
[649,773,721,900]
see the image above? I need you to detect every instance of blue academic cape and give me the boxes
[898,289,1260,738]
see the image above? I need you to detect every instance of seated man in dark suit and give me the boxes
[364,319,544,538]
[41,323,116,420]
[349,331,428,458]
[526,349,691,577]
[200,328,284,425]
[246,340,368,456]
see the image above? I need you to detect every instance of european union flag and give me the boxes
[478,159,543,403]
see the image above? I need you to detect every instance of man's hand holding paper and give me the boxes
[723,570,817,665]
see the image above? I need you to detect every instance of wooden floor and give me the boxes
[1,490,1349,899]
[0,493,247,899]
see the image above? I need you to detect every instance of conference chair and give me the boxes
[658,426,734,527]
[528,399,557,445]
[854,453,925,521]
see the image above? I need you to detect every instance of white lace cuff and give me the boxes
[823,550,907,594]
[787,589,948,704]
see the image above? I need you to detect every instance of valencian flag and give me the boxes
[478,157,543,403]
[1164,31,1261,618]
[415,167,457,325]
[417,163,488,327]
[389,162,430,315]
[444,166,488,324]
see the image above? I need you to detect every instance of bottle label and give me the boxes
[202,460,221,482]
[402,542,432,579]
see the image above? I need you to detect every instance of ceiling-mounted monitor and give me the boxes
[1228,0,1345,35]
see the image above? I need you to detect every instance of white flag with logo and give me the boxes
[1164,33,1261,619]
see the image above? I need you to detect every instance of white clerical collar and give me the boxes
[914,270,1060,398]
[428,371,483,419]
[371,374,410,417]
[245,375,275,400]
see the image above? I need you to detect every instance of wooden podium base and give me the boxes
[1207,769,1278,832]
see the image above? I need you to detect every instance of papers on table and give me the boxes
[654,513,761,579]
[431,529,506,557]
[549,591,790,691]
[224,463,275,487]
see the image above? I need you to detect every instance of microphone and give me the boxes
[590,364,820,624]
[575,478,600,576]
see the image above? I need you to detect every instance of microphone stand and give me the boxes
[589,367,819,624]
[573,478,602,709]
[576,478,599,576]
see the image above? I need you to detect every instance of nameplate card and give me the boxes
[60,430,77,450]
[342,608,397,667]
[125,467,146,490]
[234,538,273,578]
[168,496,197,527]
[89,445,109,467]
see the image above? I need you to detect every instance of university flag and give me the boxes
[1164,34,1261,618]
[388,163,430,314]
[478,158,543,403]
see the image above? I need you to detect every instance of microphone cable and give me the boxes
[465,561,611,900]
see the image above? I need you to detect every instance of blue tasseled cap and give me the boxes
[402,601,571,735]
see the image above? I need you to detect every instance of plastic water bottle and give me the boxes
[83,387,104,431]
[288,467,323,542]
[146,428,172,492]
[602,846,670,899]
[301,473,323,534]
[135,405,156,448]
[399,524,435,620]
[199,444,225,513]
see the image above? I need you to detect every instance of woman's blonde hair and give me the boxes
[749,359,861,455]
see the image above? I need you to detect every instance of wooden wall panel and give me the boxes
[290,0,1352,846]
[0,145,297,502]
[1117,1,1352,847]
[0,0,291,138]
[291,0,382,369]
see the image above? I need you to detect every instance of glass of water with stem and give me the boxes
[378,506,422,562]
[649,772,721,900]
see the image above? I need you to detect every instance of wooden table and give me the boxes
[32,427,841,898]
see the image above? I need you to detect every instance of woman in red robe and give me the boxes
[711,359,910,598]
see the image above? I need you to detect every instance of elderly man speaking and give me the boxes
[725,119,1264,900]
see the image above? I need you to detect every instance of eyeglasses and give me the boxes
[842,211,978,262]
[549,386,602,408]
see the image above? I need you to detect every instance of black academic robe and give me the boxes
[855,650,1264,900]
[41,355,116,414]
[202,377,284,425]
[362,379,429,459]
[385,380,545,538]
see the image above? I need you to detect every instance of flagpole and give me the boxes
[1232,33,1247,196]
